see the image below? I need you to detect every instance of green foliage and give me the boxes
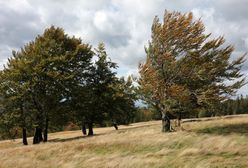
[0,26,138,141]
[76,43,137,126]
[133,107,154,122]
[221,95,248,116]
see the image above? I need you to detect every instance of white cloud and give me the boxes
[93,11,107,31]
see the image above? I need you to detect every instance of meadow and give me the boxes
[0,115,248,168]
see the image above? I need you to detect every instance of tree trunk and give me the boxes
[82,121,87,135]
[38,127,43,142]
[33,127,43,144]
[22,128,28,145]
[20,103,28,145]
[162,113,171,132]
[113,123,118,130]
[177,111,182,127]
[33,127,39,144]
[88,122,93,136]
[111,119,118,130]
[43,118,48,142]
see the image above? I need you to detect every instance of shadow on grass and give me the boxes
[196,123,248,136]
[48,133,103,143]
[47,124,157,143]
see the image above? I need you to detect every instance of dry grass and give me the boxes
[1,116,248,168]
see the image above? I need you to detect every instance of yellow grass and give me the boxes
[1,115,248,168]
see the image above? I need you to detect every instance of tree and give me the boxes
[83,43,118,135]
[72,43,137,135]
[139,11,246,132]
[26,27,94,143]
[0,53,33,145]
[0,26,94,144]
[107,76,137,126]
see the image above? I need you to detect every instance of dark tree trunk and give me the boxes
[33,127,43,144]
[33,127,39,144]
[82,121,87,135]
[38,127,43,142]
[162,113,171,132]
[111,119,118,130]
[88,122,93,136]
[22,128,28,145]
[43,118,48,142]
[20,103,28,145]
[177,111,182,127]
[113,123,118,130]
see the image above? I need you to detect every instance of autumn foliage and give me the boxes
[139,11,246,132]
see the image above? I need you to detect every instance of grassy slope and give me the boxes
[1,115,248,168]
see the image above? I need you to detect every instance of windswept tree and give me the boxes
[139,11,246,132]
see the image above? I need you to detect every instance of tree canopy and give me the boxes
[0,26,137,144]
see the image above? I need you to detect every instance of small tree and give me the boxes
[108,76,137,126]
[139,11,246,132]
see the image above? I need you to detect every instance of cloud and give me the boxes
[92,10,131,47]
[0,0,247,95]
[0,1,41,47]
[191,6,248,72]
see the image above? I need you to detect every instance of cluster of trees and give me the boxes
[139,11,246,132]
[0,27,137,145]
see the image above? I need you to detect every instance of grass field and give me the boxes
[1,115,248,168]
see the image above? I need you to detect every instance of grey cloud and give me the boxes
[92,10,131,47]
[191,6,248,73]
[0,4,41,48]
[212,0,248,21]
[0,0,247,94]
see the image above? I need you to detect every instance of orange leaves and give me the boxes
[139,10,246,114]
[167,84,190,103]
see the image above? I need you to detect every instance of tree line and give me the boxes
[138,95,248,120]
[219,95,248,116]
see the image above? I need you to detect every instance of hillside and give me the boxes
[1,115,248,168]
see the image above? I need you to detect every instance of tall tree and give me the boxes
[74,43,137,134]
[139,11,246,132]
[83,43,118,135]
[0,26,94,144]
[0,52,33,145]
[30,27,93,143]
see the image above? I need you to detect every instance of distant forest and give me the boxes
[137,95,248,121]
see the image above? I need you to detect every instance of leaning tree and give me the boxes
[139,11,246,132]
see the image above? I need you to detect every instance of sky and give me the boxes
[0,0,248,95]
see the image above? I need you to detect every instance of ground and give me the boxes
[0,115,248,168]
